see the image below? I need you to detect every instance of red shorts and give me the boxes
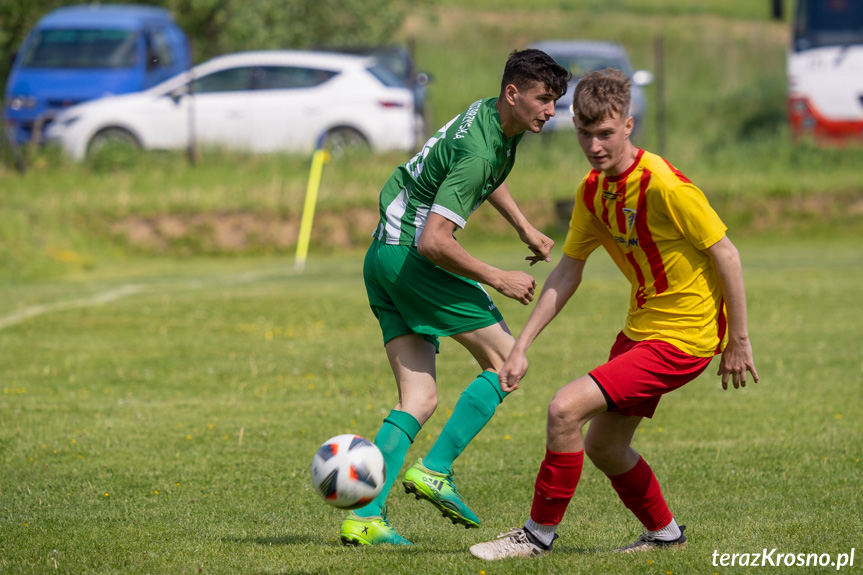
[589,331,713,418]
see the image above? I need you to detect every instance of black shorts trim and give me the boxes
[589,373,617,411]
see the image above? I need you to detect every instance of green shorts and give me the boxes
[363,240,504,352]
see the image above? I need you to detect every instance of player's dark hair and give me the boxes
[500,49,571,98]
[570,68,632,126]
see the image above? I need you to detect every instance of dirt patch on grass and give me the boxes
[110,193,860,254]
[111,209,381,253]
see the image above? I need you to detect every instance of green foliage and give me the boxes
[0,0,65,88]
[0,0,123,89]
[172,0,417,62]
[2,136,862,284]
[435,0,776,19]
[0,0,419,87]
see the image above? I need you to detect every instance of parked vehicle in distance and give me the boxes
[316,44,432,135]
[782,0,863,143]
[45,51,419,160]
[528,40,652,139]
[3,4,191,145]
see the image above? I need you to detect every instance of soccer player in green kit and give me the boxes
[339,49,571,546]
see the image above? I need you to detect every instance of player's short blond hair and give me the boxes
[570,68,632,126]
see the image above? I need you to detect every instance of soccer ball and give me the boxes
[310,434,385,510]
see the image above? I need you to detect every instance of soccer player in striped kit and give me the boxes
[470,68,758,560]
[339,49,571,546]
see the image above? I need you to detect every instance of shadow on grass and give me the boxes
[223,534,606,559]
[222,534,318,546]
[223,534,455,552]
[556,544,606,555]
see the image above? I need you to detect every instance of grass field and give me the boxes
[1,236,861,574]
[1,2,862,573]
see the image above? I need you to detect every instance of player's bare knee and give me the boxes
[546,394,587,433]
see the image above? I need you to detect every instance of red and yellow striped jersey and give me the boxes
[563,149,728,357]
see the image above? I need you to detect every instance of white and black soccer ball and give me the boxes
[310,434,385,510]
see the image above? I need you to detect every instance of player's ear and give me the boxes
[503,83,519,106]
[625,115,634,139]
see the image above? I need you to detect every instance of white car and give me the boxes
[46,50,419,159]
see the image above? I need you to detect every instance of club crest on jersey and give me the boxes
[623,208,637,232]
[602,188,626,202]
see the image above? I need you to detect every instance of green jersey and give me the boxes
[373,97,523,246]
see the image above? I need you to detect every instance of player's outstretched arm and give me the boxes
[499,255,585,392]
[418,212,537,304]
[487,182,554,266]
[706,236,759,390]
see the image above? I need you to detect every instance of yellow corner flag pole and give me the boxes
[294,147,330,272]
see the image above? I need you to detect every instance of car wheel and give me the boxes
[87,127,141,156]
[324,127,369,158]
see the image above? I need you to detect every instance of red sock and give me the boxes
[607,455,673,531]
[529,448,584,525]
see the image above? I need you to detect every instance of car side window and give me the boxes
[365,63,404,88]
[145,29,174,70]
[248,66,338,90]
[191,67,254,93]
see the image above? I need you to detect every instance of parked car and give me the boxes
[3,4,191,145]
[528,40,653,138]
[46,50,419,160]
[316,44,431,135]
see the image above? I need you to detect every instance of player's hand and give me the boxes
[495,270,537,305]
[717,338,759,390]
[522,228,554,266]
[499,350,529,392]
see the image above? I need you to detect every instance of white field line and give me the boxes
[0,284,144,331]
[0,267,297,332]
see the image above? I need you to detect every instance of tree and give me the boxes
[173,0,414,61]
[0,0,73,89]
[1,0,417,90]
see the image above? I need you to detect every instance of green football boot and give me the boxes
[339,506,413,546]
[402,458,480,528]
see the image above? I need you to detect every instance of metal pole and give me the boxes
[186,69,199,166]
[2,120,27,173]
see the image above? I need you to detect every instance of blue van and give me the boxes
[3,4,191,145]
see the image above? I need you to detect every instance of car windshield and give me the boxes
[553,54,627,79]
[795,0,863,50]
[21,28,137,69]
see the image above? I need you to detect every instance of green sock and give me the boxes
[423,371,508,475]
[353,409,421,518]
